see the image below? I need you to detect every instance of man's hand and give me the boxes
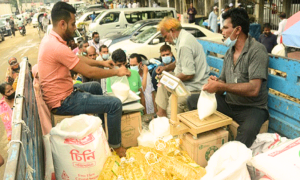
[143,65,148,75]
[202,80,221,93]
[208,75,219,81]
[102,59,115,69]
[156,66,166,74]
[117,66,131,77]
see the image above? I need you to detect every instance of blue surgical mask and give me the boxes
[130,65,139,71]
[224,28,238,47]
[162,56,172,64]
[102,54,109,60]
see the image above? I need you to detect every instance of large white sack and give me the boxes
[250,137,300,180]
[248,133,290,180]
[202,141,252,180]
[197,91,217,119]
[43,134,55,180]
[50,114,111,180]
[271,43,285,57]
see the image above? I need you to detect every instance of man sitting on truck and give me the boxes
[189,8,269,148]
[38,2,131,157]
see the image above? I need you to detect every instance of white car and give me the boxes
[32,12,44,28]
[109,24,223,60]
[76,10,104,28]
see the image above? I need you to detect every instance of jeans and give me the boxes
[187,93,269,147]
[54,82,122,148]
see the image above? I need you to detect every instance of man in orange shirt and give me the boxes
[38,2,130,157]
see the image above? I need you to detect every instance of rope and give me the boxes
[8,140,35,180]
[13,120,31,134]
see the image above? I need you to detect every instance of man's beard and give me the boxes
[63,25,75,42]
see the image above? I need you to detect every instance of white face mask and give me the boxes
[130,65,139,71]
[224,28,238,47]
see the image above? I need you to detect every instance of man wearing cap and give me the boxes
[6,57,20,84]
[229,3,233,9]
[208,6,218,33]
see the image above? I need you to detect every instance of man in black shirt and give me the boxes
[187,3,197,23]
[258,23,277,53]
[9,17,15,37]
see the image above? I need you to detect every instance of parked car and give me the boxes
[0,22,5,42]
[89,7,176,38]
[109,24,223,60]
[76,10,104,27]
[32,12,44,28]
[77,4,106,17]
[0,14,19,29]
[0,18,8,36]
[101,19,162,47]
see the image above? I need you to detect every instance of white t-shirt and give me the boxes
[274,19,287,44]
[128,3,132,8]
[140,72,155,114]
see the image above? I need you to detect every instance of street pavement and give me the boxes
[0,24,41,178]
[0,25,41,81]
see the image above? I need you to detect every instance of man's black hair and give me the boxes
[0,82,11,95]
[99,45,108,52]
[224,4,230,9]
[129,53,142,63]
[222,8,250,35]
[263,23,272,29]
[279,12,286,19]
[112,49,126,63]
[92,32,99,38]
[51,2,76,26]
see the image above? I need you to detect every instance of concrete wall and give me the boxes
[0,3,12,16]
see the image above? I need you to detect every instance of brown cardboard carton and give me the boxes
[229,120,269,140]
[121,112,142,148]
[180,128,228,167]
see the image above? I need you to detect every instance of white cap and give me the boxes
[229,3,233,7]
[213,6,218,10]
[238,3,241,6]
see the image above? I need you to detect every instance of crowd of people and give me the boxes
[0,1,287,160]
[104,0,161,9]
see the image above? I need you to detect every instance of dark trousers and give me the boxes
[11,28,15,36]
[187,93,269,147]
[189,19,195,23]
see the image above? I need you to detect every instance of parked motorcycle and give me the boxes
[19,26,26,36]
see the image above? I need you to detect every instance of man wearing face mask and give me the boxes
[152,44,176,91]
[38,2,131,157]
[201,8,269,148]
[96,45,110,61]
[258,23,277,53]
[89,32,102,54]
[130,53,156,115]
[76,40,89,56]
[106,49,142,95]
[156,17,209,118]
[6,57,20,85]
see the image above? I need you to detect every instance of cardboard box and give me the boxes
[229,120,269,140]
[180,128,228,167]
[121,112,142,148]
[52,114,75,126]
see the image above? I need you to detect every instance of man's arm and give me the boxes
[78,55,114,68]
[139,88,146,114]
[155,61,176,74]
[203,78,262,97]
[72,60,130,79]
[176,73,194,81]
[141,65,148,91]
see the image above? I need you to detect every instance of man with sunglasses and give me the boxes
[196,8,269,148]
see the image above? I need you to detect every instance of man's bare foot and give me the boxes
[113,146,126,157]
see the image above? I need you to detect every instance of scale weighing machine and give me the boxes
[159,71,233,138]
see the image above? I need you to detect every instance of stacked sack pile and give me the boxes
[99,139,206,180]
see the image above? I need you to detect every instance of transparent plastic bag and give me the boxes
[197,91,217,119]
[111,76,130,103]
